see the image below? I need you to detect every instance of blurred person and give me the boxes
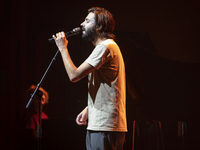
[16,85,49,150]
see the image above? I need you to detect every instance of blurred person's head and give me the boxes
[26,85,49,111]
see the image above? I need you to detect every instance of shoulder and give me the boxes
[101,39,116,46]
[100,39,119,51]
[41,111,49,119]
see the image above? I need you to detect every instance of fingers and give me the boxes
[76,113,87,126]
[61,32,65,37]
[52,31,65,40]
[56,32,61,39]
[76,114,81,124]
[76,114,83,125]
[79,121,87,125]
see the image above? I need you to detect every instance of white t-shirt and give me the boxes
[85,39,127,132]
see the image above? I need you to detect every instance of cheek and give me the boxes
[85,25,93,32]
[87,23,94,28]
[90,20,95,26]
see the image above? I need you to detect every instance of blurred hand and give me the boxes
[76,107,88,125]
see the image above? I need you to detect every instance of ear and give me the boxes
[41,95,46,105]
[96,24,102,32]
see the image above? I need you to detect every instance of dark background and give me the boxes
[1,0,200,149]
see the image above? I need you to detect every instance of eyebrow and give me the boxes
[85,18,95,22]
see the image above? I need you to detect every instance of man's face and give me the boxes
[81,12,96,42]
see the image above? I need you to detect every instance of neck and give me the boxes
[92,36,107,46]
[31,106,43,113]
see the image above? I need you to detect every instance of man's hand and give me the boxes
[76,106,88,125]
[52,32,68,52]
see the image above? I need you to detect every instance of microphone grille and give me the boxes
[73,27,82,35]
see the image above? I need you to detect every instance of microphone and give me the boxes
[48,27,82,42]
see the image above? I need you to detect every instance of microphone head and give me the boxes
[73,27,82,35]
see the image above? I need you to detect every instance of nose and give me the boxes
[80,21,84,27]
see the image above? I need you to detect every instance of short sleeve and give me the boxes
[85,44,110,69]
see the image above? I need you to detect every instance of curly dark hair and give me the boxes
[88,7,115,39]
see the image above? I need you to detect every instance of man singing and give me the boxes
[53,7,127,150]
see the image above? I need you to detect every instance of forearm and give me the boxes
[52,32,81,82]
[53,32,95,82]
[60,49,95,83]
[60,48,78,82]
[80,106,88,116]
[83,106,88,112]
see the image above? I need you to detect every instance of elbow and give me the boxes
[70,78,77,83]
[69,75,79,83]
[68,71,84,83]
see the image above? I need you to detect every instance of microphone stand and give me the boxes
[25,32,79,150]
[25,49,59,150]
[26,49,60,108]
[26,28,80,108]
[37,90,43,150]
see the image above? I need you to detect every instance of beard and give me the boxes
[81,26,96,42]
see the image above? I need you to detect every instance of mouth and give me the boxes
[81,27,85,31]
[81,27,86,33]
